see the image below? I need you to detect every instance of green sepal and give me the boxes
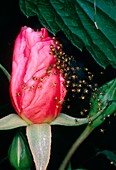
[50,109,104,126]
[26,124,51,170]
[0,114,28,130]
[0,64,10,81]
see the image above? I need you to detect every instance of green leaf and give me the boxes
[97,150,116,166]
[0,114,28,130]
[67,162,72,170]
[19,0,60,34]
[88,78,116,129]
[19,0,36,17]
[26,124,51,170]
[75,169,88,170]
[19,0,116,69]
[8,131,33,169]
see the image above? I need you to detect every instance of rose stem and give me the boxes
[58,125,94,170]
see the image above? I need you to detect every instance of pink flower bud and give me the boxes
[10,26,66,124]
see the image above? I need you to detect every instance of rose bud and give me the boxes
[9,26,66,124]
[8,131,33,169]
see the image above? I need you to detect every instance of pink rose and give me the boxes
[9,26,66,124]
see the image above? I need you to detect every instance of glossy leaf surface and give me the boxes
[19,0,116,69]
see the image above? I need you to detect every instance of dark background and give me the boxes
[0,1,116,170]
